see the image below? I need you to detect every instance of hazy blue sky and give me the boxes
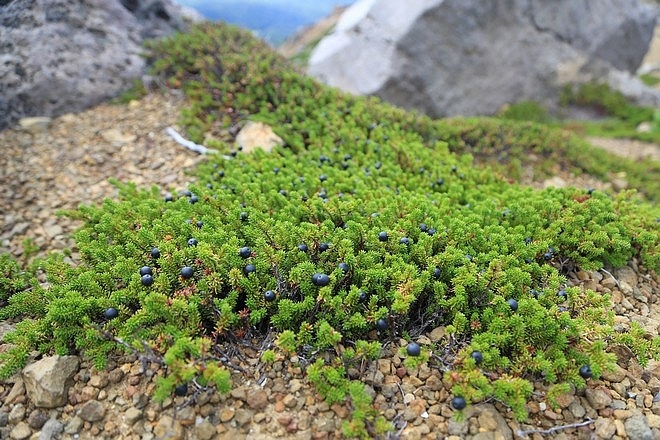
[174,0,354,44]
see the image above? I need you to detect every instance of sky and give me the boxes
[174,0,355,44]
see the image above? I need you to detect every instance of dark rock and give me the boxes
[0,0,203,129]
[309,0,659,117]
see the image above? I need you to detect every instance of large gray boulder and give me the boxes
[308,0,659,117]
[0,0,202,130]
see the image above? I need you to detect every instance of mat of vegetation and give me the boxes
[1,22,659,438]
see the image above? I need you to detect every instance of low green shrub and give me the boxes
[1,23,658,436]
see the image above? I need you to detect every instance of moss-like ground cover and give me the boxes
[1,22,659,438]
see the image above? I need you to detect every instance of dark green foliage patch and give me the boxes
[1,23,659,436]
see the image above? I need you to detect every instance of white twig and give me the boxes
[166,126,218,155]
[600,268,619,287]
[517,418,594,436]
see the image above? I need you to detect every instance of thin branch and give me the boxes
[599,268,619,287]
[166,126,219,155]
[516,418,594,436]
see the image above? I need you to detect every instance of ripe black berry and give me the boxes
[243,264,256,275]
[164,193,173,202]
[451,396,467,410]
[139,266,153,276]
[239,247,251,259]
[174,383,188,396]
[196,220,204,228]
[433,267,442,279]
[150,248,161,259]
[240,212,248,222]
[319,174,327,182]
[264,290,276,302]
[141,274,154,286]
[471,351,483,365]
[358,291,367,302]
[419,223,428,232]
[312,273,330,286]
[376,318,388,331]
[319,243,330,252]
[399,237,410,245]
[297,243,308,252]
[189,195,199,204]
[427,228,436,236]
[557,289,567,298]
[579,365,592,379]
[182,190,192,197]
[187,238,198,247]
[378,231,388,242]
[507,298,518,311]
[104,307,118,319]
[338,262,350,273]
[180,266,194,279]
[406,342,421,356]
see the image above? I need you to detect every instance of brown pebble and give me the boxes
[278,415,292,426]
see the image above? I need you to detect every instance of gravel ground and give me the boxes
[0,91,659,439]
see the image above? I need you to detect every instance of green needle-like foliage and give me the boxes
[1,22,658,436]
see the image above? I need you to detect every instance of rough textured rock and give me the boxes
[0,0,202,130]
[22,356,79,408]
[235,121,284,153]
[308,0,659,117]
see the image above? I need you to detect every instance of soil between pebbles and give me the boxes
[0,91,659,440]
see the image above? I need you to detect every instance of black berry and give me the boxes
[187,238,198,247]
[239,247,251,259]
[507,298,518,311]
[189,195,199,204]
[378,231,388,242]
[319,242,330,252]
[406,342,421,356]
[244,264,256,275]
[141,274,154,286]
[104,307,119,319]
[376,318,388,331]
[180,266,194,279]
[451,396,467,410]
[297,243,308,252]
[399,237,410,245]
[174,383,188,396]
[471,351,483,365]
[312,273,330,286]
[139,266,153,276]
[150,248,161,259]
[579,365,592,379]
[338,262,350,273]
[264,290,276,302]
